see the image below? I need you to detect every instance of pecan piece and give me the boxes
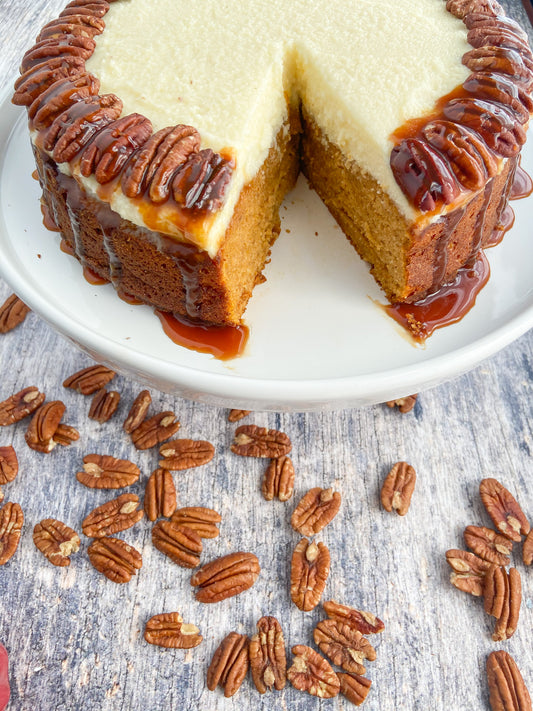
[323,600,385,635]
[191,551,260,603]
[228,409,250,423]
[381,462,416,516]
[123,390,151,433]
[338,672,372,707]
[32,519,80,567]
[76,454,140,489]
[446,0,502,18]
[492,568,521,642]
[152,521,201,569]
[144,469,176,521]
[63,364,116,395]
[464,525,512,566]
[249,616,286,693]
[52,423,79,447]
[158,439,215,471]
[0,502,23,565]
[287,645,340,698]
[446,549,491,597]
[262,456,295,501]
[207,632,249,698]
[130,412,180,450]
[290,538,330,612]
[390,138,459,211]
[231,424,291,458]
[484,564,508,618]
[385,394,418,413]
[88,388,120,423]
[144,612,202,649]
[480,478,530,542]
[0,387,45,426]
[314,619,376,675]
[82,493,143,537]
[0,447,18,485]
[487,650,532,711]
[25,400,66,453]
[170,506,221,539]
[291,487,341,535]
[0,295,30,333]
[88,536,142,583]
[523,529,533,566]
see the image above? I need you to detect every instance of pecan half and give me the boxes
[287,645,340,698]
[381,462,416,516]
[291,487,341,535]
[492,568,521,642]
[446,0,502,19]
[144,612,202,649]
[88,388,120,423]
[314,619,376,675]
[130,412,180,450]
[480,478,530,542]
[523,529,533,566]
[32,519,80,566]
[25,400,66,453]
[207,632,249,698]
[21,35,96,74]
[390,138,459,211]
[484,565,507,618]
[170,506,221,538]
[191,551,260,603]
[385,394,418,413]
[87,536,142,583]
[290,538,330,612]
[63,364,116,395]
[152,521,201,568]
[463,46,533,89]
[249,616,286,693]
[123,390,151,433]
[338,672,372,707]
[446,549,491,597]
[29,74,99,130]
[464,525,513,566]
[77,454,140,489]
[52,423,79,447]
[80,113,153,183]
[463,72,532,124]
[158,439,215,471]
[323,600,385,635]
[121,125,200,199]
[0,447,18,485]
[144,469,176,521]
[82,493,143,537]
[0,295,30,333]
[487,650,532,711]
[0,387,45,426]
[172,149,234,212]
[262,456,295,502]
[0,502,23,565]
[443,98,526,158]
[13,56,86,106]
[231,425,291,458]
[228,409,250,423]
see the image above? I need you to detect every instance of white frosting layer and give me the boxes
[82,0,471,256]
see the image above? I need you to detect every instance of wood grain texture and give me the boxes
[1,1,533,709]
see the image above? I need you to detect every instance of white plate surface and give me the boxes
[1,92,533,410]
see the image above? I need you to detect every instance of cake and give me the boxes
[12,0,533,332]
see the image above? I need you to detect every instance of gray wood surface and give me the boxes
[1,1,533,709]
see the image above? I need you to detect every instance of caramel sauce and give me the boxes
[82,265,109,285]
[118,292,143,306]
[155,310,248,360]
[390,84,468,142]
[41,202,60,232]
[385,252,490,342]
[510,161,533,199]
[32,169,39,181]
[59,237,75,256]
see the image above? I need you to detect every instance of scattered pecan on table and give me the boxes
[486,650,531,711]
[170,507,221,539]
[290,538,330,612]
[144,612,202,649]
[152,520,202,569]
[262,456,295,502]
[32,519,80,567]
[0,295,30,334]
[249,616,286,694]
[0,387,45,426]
[63,365,116,395]
[231,424,291,458]
[144,468,177,521]
[88,536,142,583]
[380,462,416,516]
[479,478,530,542]
[0,502,23,566]
[158,439,215,471]
[82,493,144,537]
[207,632,249,698]
[191,551,260,603]
[76,454,140,489]
[287,645,340,698]
[291,487,341,536]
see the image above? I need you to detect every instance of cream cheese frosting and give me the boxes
[78,0,471,256]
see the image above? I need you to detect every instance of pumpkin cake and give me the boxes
[12,0,533,328]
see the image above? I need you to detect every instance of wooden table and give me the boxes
[1,2,533,709]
